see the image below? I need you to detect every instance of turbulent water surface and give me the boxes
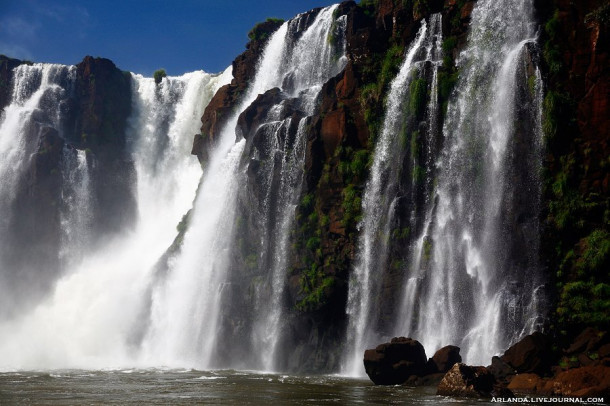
[0,370,498,405]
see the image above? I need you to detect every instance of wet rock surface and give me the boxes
[363,337,428,385]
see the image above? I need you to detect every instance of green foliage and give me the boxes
[341,184,362,227]
[248,18,285,41]
[350,150,370,180]
[296,264,336,312]
[438,71,459,100]
[422,237,432,262]
[577,230,610,277]
[358,0,378,16]
[557,281,610,327]
[380,45,404,89]
[153,69,166,85]
[306,236,321,251]
[442,37,457,62]
[413,164,426,186]
[391,227,410,240]
[245,254,258,271]
[410,130,420,158]
[437,37,460,116]
[168,210,191,253]
[412,0,429,18]
[301,193,315,212]
[543,11,562,74]
[409,77,427,120]
[320,214,330,227]
[176,212,189,234]
[542,90,573,142]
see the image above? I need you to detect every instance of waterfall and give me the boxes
[343,14,443,376]
[250,6,347,372]
[0,1,548,375]
[59,148,92,266]
[0,63,75,317]
[401,1,541,364]
[0,68,230,370]
[396,0,545,364]
[141,4,347,371]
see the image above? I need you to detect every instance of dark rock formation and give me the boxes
[436,363,496,398]
[427,345,462,374]
[363,337,428,385]
[488,356,517,383]
[537,0,610,337]
[501,332,554,375]
[193,0,481,373]
[548,365,610,397]
[69,56,136,243]
[0,55,135,316]
[193,17,285,162]
[0,55,26,111]
[565,327,610,355]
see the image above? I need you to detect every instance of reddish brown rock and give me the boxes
[507,373,545,393]
[437,363,496,398]
[548,365,610,397]
[320,108,348,158]
[363,337,428,385]
[488,356,517,382]
[566,328,608,355]
[428,345,462,374]
[501,332,553,375]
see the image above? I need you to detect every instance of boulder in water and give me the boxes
[427,345,462,374]
[436,363,495,398]
[363,337,427,385]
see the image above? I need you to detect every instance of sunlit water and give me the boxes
[0,370,500,405]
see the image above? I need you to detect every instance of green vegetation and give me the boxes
[248,18,285,42]
[543,11,562,74]
[167,210,192,253]
[539,6,610,335]
[296,264,336,311]
[341,184,362,228]
[438,36,460,116]
[153,68,166,85]
[409,77,427,120]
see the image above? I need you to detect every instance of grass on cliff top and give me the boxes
[248,18,285,42]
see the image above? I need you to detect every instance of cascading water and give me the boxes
[59,148,92,266]
[0,63,75,316]
[0,67,230,370]
[141,4,347,371]
[396,0,545,364]
[343,14,443,376]
[0,0,548,378]
[249,7,347,371]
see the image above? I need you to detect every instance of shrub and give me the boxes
[153,68,166,85]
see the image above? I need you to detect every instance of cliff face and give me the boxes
[69,56,136,240]
[0,56,135,314]
[194,0,608,371]
[536,0,610,339]
[192,0,479,372]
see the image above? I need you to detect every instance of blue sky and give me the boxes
[0,0,338,76]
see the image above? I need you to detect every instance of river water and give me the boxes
[0,369,502,405]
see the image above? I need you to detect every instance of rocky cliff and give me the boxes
[193,0,608,372]
[536,0,609,342]
[0,55,135,314]
[192,0,481,372]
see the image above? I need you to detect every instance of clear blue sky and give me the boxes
[0,0,339,76]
